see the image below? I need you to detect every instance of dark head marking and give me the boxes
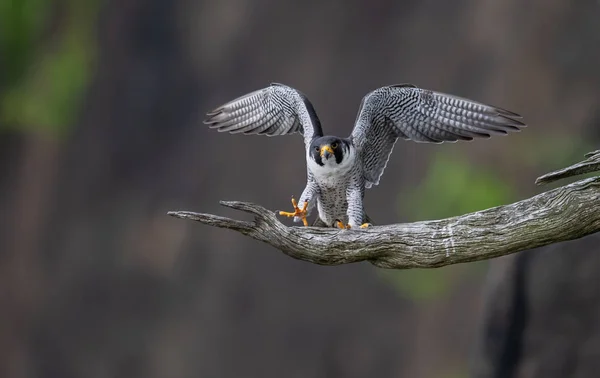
[309,136,348,165]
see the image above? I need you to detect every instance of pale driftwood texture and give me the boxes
[169,152,600,269]
[536,150,600,185]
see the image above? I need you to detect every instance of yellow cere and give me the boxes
[320,145,334,157]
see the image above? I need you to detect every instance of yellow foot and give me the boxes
[278,197,308,226]
[336,220,351,229]
[335,221,371,229]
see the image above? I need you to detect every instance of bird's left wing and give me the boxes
[350,84,525,188]
[204,83,323,149]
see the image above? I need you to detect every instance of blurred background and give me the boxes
[1,1,600,377]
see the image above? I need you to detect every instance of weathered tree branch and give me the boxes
[535,150,600,185]
[169,152,600,269]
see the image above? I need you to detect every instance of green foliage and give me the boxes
[0,0,47,83]
[403,151,517,220]
[378,261,488,302]
[0,0,99,136]
[379,267,455,301]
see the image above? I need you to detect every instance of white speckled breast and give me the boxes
[316,184,350,226]
[306,146,360,225]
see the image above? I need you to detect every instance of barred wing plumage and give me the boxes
[204,83,323,149]
[351,84,525,188]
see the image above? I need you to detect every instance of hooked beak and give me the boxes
[320,145,334,159]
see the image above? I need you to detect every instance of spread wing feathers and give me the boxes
[351,84,526,188]
[204,83,324,148]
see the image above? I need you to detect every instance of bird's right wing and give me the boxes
[351,84,525,188]
[204,83,324,149]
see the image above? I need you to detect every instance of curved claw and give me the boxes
[278,197,309,226]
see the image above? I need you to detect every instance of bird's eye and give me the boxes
[331,142,338,149]
[314,146,320,152]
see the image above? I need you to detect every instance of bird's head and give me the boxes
[309,136,348,167]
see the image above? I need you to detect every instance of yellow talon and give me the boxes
[335,221,370,229]
[278,197,309,226]
[336,220,351,229]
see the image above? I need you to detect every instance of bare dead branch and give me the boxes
[169,152,600,269]
[536,150,600,185]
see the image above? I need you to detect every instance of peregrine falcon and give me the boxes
[204,83,525,229]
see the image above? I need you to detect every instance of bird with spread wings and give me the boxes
[204,83,525,229]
